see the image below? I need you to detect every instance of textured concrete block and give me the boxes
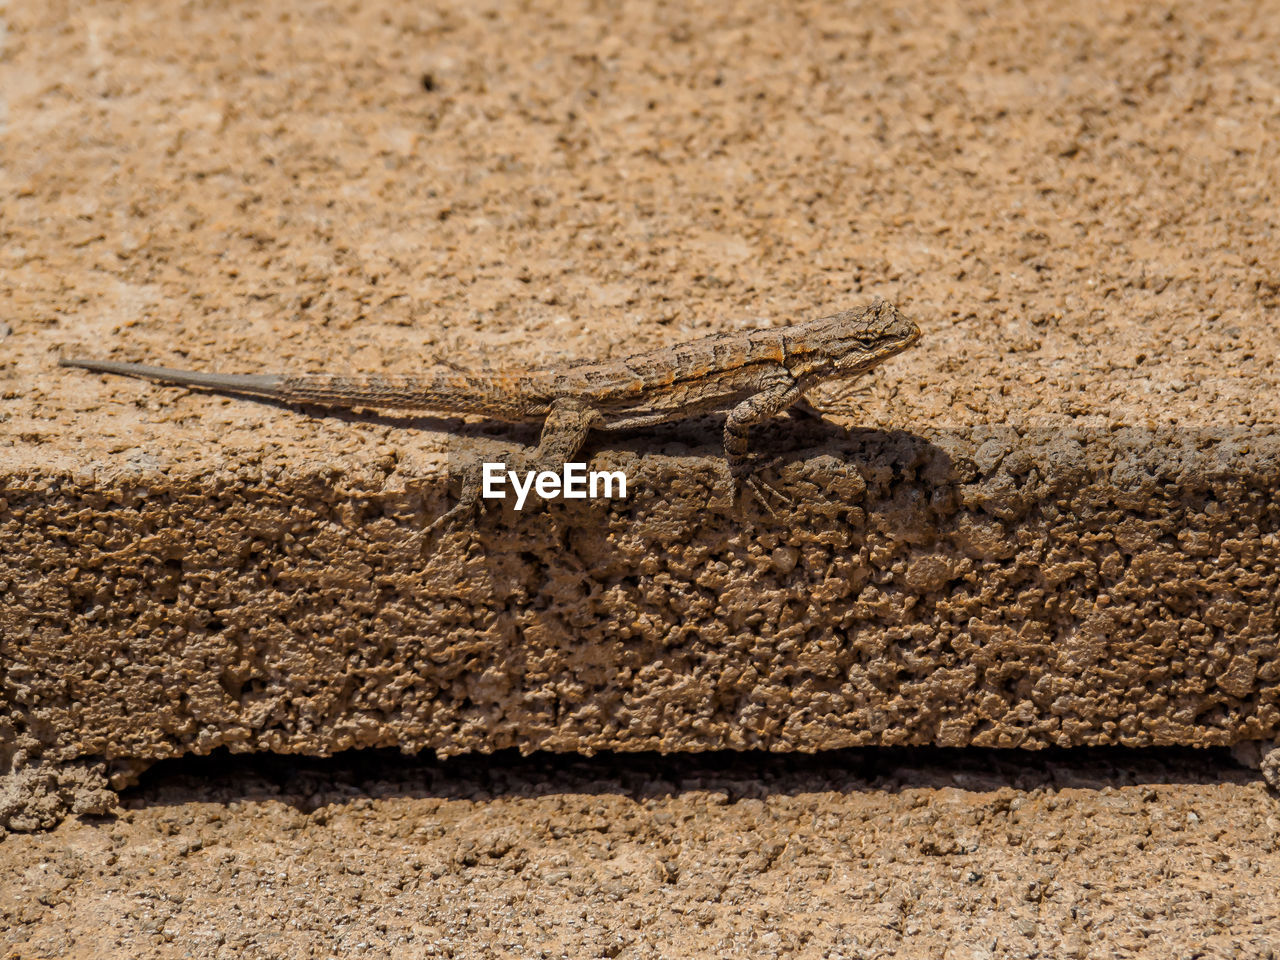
[4,423,1278,828]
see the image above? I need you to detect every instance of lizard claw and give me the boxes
[741,477,780,516]
[726,460,794,517]
[745,474,794,514]
[422,498,477,536]
[416,498,480,555]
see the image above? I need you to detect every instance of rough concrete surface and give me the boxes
[3,424,1280,813]
[2,0,1280,952]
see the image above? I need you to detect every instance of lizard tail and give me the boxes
[275,372,524,413]
[59,357,284,396]
[61,360,541,417]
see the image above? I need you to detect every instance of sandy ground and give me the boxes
[3,749,1279,959]
[4,0,1280,955]
[4,0,1280,465]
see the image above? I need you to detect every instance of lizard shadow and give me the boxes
[253,396,948,525]
[203,393,501,438]
[517,415,947,523]
[207,390,904,458]
[410,416,952,556]
[594,409,909,461]
[189,391,936,490]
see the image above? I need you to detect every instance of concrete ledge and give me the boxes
[3,423,1279,828]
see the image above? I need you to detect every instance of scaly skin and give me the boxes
[61,298,921,527]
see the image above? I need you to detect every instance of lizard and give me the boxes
[60,298,921,531]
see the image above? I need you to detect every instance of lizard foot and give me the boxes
[743,475,792,516]
[422,497,478,536]
[418,459,488,549]
[727,460,794,517]
[415,497,481,555]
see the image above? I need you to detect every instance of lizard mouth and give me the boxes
[883,304,922,349]
[896,319,923,349]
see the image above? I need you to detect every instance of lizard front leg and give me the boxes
[724,373,805,513]
[425,396,601,537]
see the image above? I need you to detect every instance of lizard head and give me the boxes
[809,298,921,375]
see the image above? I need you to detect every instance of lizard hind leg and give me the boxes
[505,396,602,519]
